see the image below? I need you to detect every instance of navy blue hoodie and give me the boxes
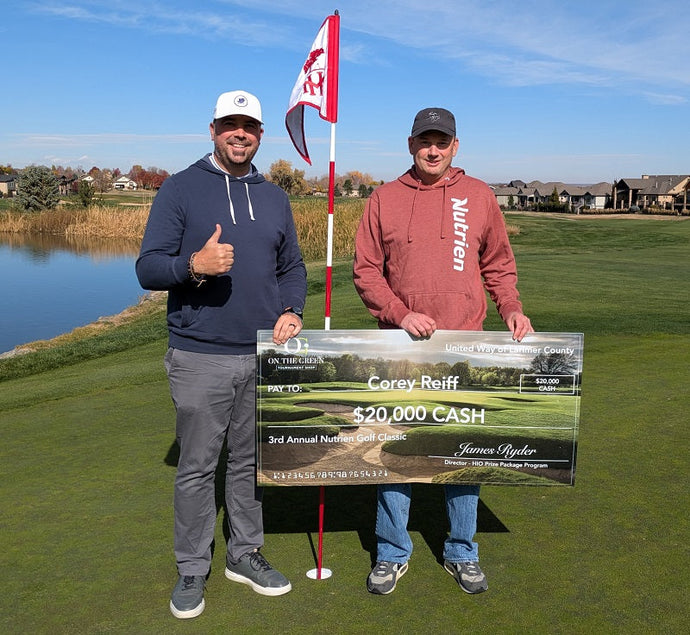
[136,154,307,355]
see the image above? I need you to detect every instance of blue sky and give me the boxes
[2,0,688,184]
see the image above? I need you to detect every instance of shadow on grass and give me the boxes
[165,440,509,569]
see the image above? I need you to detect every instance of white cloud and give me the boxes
[27,1,690,92]
[14,133,208,146]
[644,92,687,106]
[28,0,297,45]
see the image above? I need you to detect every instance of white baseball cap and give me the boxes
[213,90,263,124]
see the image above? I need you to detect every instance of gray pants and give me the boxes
[164,347,263,576]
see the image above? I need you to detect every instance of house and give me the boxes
[583,182,612,210]
[527,181,565,207]
[492,180,612,211]
[560,182,611,211]
[491,180,539,209]
[113,176,138,190]
[492,185,520,208]
[613,175,690,211]
[58,175,77,196]
[560,185,588,211]
[0,174,17,197]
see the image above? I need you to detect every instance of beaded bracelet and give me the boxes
[188,252,207,287]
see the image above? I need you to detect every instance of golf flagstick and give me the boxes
[286,11,340,581]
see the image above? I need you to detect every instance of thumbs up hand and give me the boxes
[191,224,235,276]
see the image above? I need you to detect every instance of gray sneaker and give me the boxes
[225,550,292,596]
[366,561,409,595]
[170,575,205,619]
[443,560,488,594]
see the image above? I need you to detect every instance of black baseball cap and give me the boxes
[410,108,456,137]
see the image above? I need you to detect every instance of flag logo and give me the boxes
[302,48,326,98]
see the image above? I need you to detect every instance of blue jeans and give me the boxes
[375,483,480,563]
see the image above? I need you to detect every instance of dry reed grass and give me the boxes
[0,205,149,241]
[0,198,518,260]
[292,197,363,260]
[291,198,519,259]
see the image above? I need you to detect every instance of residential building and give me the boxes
[492,180,612,211]
[0,174,17,197]
[613,175,689,212]
[492,185,521,208]
[58,175,77,196]
[113,176,138,190]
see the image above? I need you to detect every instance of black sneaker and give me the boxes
[443,560,488,594]
[225,550,292,596]
[170,575,205,619]
[366,561,409,595]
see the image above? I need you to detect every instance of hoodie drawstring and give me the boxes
[440,181,448,239]
[407,182,421,243]
[223,175,256,224]
[224,175,236,225]
[244,182,255,221]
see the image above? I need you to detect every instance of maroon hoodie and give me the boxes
[353,166,523,330]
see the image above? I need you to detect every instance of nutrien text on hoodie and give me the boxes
[136,154,307,355]
[353,166,523,330]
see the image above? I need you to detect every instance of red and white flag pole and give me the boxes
[285,10,340,580]
[324,120,336,330]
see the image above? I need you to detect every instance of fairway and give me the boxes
[0,214,688,633]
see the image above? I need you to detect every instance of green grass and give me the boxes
[0,295,168,382]
[96,189,156,205]
[432,466,557,485]
[1,215,689,633]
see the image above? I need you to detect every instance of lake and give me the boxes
[1,233,147,355]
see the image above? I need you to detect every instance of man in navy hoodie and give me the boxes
[136,90,306,619]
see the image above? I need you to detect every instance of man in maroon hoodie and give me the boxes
[353,107,533,595]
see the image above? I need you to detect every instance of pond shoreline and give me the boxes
[0,291,166,360]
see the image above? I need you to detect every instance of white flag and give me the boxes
[285,14,339,165]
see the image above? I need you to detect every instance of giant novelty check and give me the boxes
[256,330,583,486]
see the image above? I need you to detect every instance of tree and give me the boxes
[316,361,337,383]
[311,174,331,193]
[267,159,308,195]
[268,159,294,192]
[529,351,577,375]
[91,168,113,193]
[145,166,169,190]
[342,170,375,189]
[17,166,60,211]
[450,360,472,386]
[549,187,560,207]
[479,370,500,386]
[128,165,169,190]
[130,165,146,189]
[77,179,96,207]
